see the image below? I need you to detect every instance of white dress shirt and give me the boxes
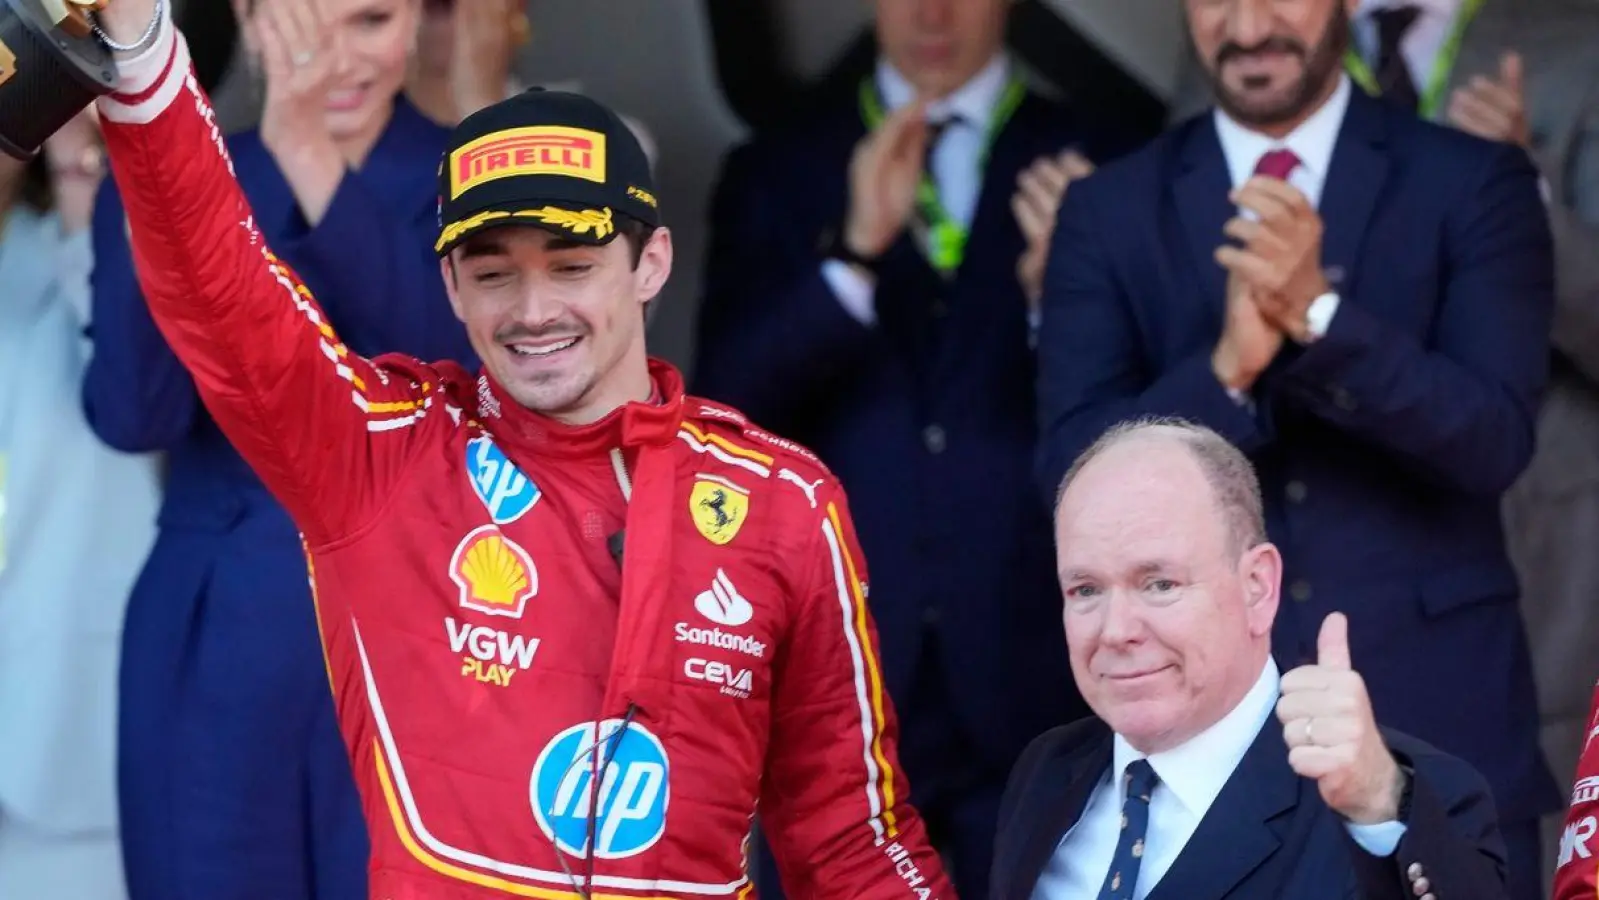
[1353,0,1466,101]
[1214,73,1354,342]
[1031,658,1406,900]
[821,54,1012,325]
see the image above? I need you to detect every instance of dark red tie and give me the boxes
[1254,148,1301,181]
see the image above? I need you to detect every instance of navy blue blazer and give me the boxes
[83,96,475,766]
[1032,87,1559,821]
[991,716,1508,900]
[692,90,1114,769]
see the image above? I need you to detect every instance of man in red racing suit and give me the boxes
[1554,682,1599,899]
[88,5,954,899]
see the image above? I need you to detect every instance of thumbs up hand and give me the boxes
[1276,612,1405,824]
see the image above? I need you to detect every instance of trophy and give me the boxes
[0,0,119,160]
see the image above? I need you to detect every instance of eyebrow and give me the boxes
[458,237,510,260]
[1059,560,1175,581]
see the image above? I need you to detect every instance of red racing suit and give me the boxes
[1554,681,1599,899]
[96,22,953,900]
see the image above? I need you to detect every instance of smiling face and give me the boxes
[1055,434,1281,753]
[1185,0,1355,133]
[442,222,671,424]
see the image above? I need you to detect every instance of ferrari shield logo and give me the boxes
[690,475,749,545]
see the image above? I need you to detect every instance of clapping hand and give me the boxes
[1012,149,1093,309]
[1276,613,1405,825]
[450,0,525,119]
[1447,52,1529,149]
[1216,176,1330,344]
[842,98,931,264]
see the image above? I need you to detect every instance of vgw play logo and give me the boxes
[530,720,669,859]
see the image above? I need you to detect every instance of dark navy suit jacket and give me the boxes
[693,90,1116,771]
[1032,86,1560,822]
[83,98,474,884]
[991,716,1508,900]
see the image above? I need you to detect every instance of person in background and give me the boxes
[0,110,161,900]
[992,419,1507,900]
[1171,7,1599,878]
[405,0,525,124]
[83,0,474,898]
[404,0,660,169]
[692,0,1124,895]
[1031,0,1558,894]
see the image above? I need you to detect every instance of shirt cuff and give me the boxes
[1304,291,1340,340]
[1345,819,1407,857]
[820,260,876,326]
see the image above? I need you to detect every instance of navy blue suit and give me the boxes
[1033,86,1560,892]
[85,97,475,900]
[693,88,1114,900]
[991,716,1508,900]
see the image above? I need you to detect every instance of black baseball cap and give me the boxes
[434,88,660,257]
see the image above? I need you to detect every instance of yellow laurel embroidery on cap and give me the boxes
[436,208,616,252]
[526,206,614,239]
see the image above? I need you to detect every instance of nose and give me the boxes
[510,282,569,331]
[1096,589,1147,649]
[915,0,954,31]
[328,27,354,78]
[1227,0,1276,49]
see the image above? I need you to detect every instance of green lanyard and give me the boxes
[858,76,1027,273]
[1343,0,1484,120]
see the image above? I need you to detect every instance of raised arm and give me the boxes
[94,11,437,543]
[759,479,952,900]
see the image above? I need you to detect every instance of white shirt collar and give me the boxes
[1111,656,1280,817]
[1213,73,1352,192]
[875,53,1011,127]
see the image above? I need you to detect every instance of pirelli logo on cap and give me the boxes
[449,126,607,198]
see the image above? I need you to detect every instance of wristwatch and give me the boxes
[818,226,883,274]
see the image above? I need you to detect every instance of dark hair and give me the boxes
[617,216,656,269]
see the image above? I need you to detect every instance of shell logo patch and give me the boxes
[690,475,749,546]
[450,525,538,619]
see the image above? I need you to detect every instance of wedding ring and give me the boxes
[1303,718,1316,745]
[293,50,314,67]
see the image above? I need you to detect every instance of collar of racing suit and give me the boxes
[473,355,686,747]
[475,356,686,460]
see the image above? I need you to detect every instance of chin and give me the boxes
[1101,700,1186,751]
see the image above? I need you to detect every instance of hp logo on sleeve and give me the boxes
[467,436,542,524]
[530,720,669,860]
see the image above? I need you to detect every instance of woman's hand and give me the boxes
[253,0,346,226]
[255,0,339,157]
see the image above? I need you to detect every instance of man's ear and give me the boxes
[634,227,673,306]
[440,257,467,323]
[1240,541,1283,638]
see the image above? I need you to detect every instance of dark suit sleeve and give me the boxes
[1349,741,1509,900]
[1036,176,1272,502]
[270,170,476,365]
[82,175,201,453]
[690,141,881,426]
[1273,145,1552,496]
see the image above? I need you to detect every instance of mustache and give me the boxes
[494,323,588,344]
[1215,36,1307,66]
